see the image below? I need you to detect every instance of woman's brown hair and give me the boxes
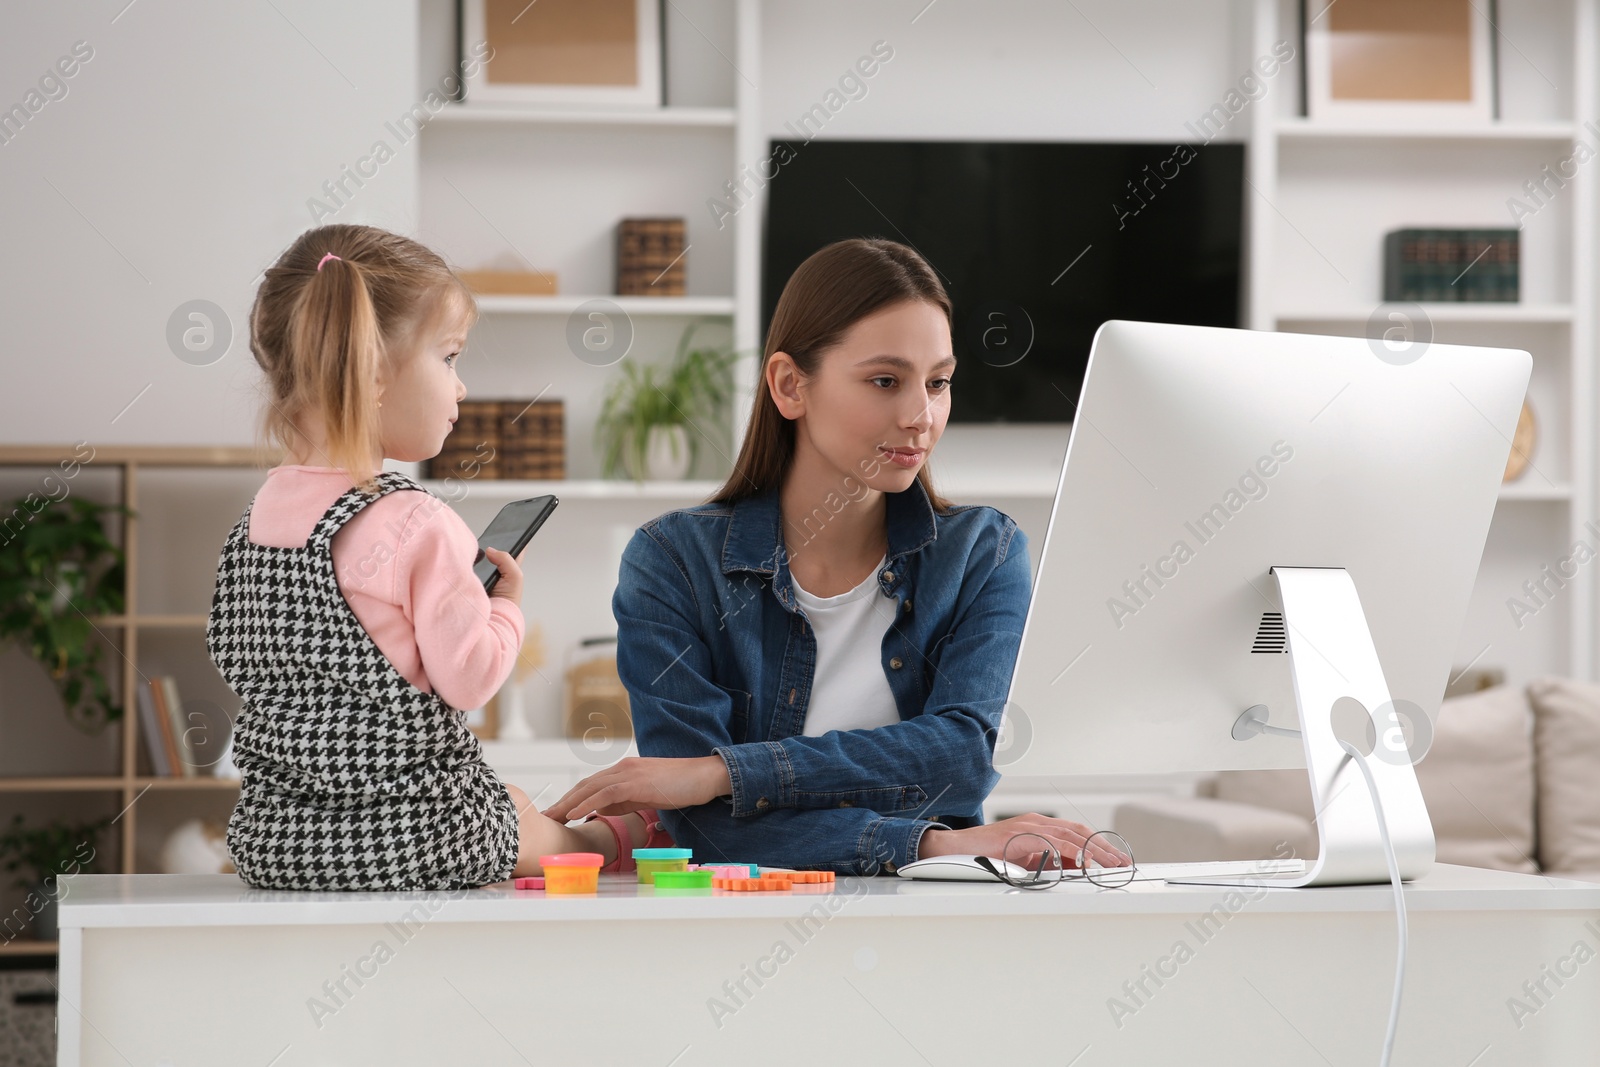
[248,223,477,494]
[711,237,953,512]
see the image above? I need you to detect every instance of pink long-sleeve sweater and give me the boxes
[245,466,524,710]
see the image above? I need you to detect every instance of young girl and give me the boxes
[542,238,1130,875]
[206,223,668,891]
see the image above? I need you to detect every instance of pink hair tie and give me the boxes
[317,252,342,271]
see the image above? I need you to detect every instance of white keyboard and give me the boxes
[1034,857,1306,883]
[897,854,1306,884]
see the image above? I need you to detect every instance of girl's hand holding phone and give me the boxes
[474,496,558,600]
[479,545,525,604]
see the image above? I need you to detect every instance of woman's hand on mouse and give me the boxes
[540,755,733,823]
[918,813,1131,869]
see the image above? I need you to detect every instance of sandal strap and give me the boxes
[637,809,675,849]
[582,813,636,874]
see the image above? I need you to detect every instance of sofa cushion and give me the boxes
[1526,677,1600,877]
[1113,796,1317,864]
[1411,684,1536,874]
[1212,769,1317,828]
[1211,685,1537,874]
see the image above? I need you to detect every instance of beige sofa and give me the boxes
[1113,678,1600,883]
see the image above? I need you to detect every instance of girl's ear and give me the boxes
[767,352,806,420]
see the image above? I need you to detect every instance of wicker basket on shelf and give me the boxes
[425,399,565,481]
[616,217,686,296]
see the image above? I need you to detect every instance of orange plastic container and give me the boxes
[539,852,604,894]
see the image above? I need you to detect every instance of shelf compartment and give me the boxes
[1269,138,1575,308]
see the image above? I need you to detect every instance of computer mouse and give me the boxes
[897,854,1036,882]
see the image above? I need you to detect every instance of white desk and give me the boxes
[57,864,1600,1065]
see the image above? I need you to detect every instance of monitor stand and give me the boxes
[1166,566,1436,888]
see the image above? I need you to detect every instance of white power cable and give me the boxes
[1337,739,1407,1067]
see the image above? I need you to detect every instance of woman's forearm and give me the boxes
[713,708,1000,818]
[541,754,733,822]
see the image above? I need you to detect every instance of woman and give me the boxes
[544,238,1128,875]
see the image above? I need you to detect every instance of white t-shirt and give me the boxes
[792,554,902,737]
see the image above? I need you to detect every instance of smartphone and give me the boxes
[474,495,559,593]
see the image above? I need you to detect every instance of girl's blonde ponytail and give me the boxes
[249,224,476,495]
[289,255,385,491]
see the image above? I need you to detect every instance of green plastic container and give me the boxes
[633,846,693,884]
[652,869,713,889]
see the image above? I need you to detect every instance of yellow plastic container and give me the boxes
[633,847,693,884]
[540,852,604,894]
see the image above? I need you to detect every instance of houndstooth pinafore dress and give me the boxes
[206,471,520,891]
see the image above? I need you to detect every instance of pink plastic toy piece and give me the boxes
[701,864,755,880]
[514,876,546,890]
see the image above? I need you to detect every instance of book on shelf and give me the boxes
[424,398,565,481]
[147,675,196,778]
[136,680,173,777]
[162,677,195,777]
[616,217,687,296]
[1383,228,1519,302]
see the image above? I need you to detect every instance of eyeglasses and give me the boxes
[978,830,1137,890]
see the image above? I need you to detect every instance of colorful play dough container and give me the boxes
[652,869,713,889]
[539,852,604,894]
[633,847,693,884]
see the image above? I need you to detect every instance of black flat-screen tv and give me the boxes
[761,140,1245,422]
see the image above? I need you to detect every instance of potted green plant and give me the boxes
[0,813,109,942]
[0,495,130,731]
[596,321,737,482]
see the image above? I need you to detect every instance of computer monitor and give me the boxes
[997,319,1530,886]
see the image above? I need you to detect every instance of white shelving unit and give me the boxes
[414,0,1598,788]
[1249,0,1598,684]
[413,0,752,744]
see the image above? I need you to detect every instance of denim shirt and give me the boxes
[612,477,1031,875]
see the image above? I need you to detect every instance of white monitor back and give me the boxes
[999,319,1531,777]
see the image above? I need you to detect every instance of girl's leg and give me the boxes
[504,784,647,877]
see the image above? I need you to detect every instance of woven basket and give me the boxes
[425,399,565,481]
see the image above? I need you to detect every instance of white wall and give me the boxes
[1,0,1261,451]
[0,3,423,873]
[0,0,1263,454]
[0,1,420,447]
[761,0,1248,142]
